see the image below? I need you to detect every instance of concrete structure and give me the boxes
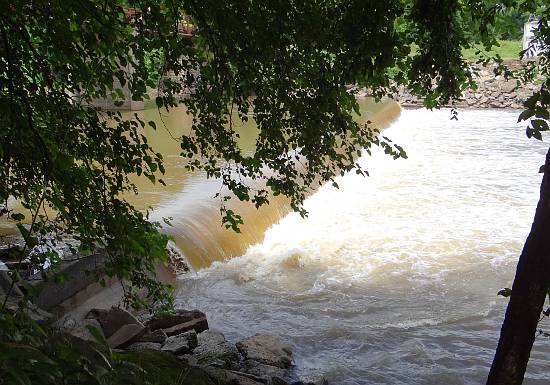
[88,63,147,111]
[523,19,542,58]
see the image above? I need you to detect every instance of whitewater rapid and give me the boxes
[174,108,550,385]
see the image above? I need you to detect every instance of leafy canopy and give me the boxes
[0,0,548,309]
[2,0,550,384]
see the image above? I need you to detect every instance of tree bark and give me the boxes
[487,147,550,385]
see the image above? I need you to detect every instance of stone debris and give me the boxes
[56,317,104,342]
[87,306,143,338]
[146,309,209,336]
[161,330,198,354]
[166,241,191,274]
[243,359,287,380]
[107,323,146,348]
[126,342,162,352]
[34,303,321,385]
[387,60,540,109]
[236,333,293,369]
[136,328,168,344]
[192,330,240,369]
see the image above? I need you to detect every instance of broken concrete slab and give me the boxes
[106,323,146,348]
[29,253,107,311]
[87,306,143,338]
[161,316,209,336]
[146,309,208,334]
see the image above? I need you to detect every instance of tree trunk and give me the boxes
[487,147,550,385]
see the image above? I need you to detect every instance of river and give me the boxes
[157,107,550,385]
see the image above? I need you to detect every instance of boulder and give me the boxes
[1,292,53,324]
[242,359,287,380]
[291,378,329,385]
[30,253,108,311]
[56,317,104,342]
[87,307,143,338]
[162,330,198,355]
[0,271,23,297]
[162,317,208,336]
[270,377,292,385]
[236,333,293,369]
[146,309,208,336]
[192,330,240,370]
[107,323,146,348]
[200,366,267,385]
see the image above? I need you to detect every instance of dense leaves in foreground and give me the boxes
[0,308,214,385]
[1,0,550,384]
[0,0,517,307]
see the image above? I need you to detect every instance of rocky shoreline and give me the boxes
[56,306,325,385]
[1,244,326,385]
[356,60,539,110]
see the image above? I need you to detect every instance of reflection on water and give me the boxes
[174,108,550,385]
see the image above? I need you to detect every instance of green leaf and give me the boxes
[155,97,163,108]
[10,213,25,221]
[532,119,549,132]
[517,109,535,123]
[86,325,106,345]
[498,288,512,297]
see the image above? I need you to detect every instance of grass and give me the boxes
[462,40,522,61]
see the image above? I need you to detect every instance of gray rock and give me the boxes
[291,378,329,385]
[200,365,267,385]
[126,342,162,351]
[162,330,198,355]
[272,378,291,385]
[87,306,143,338]
[26,303,54,324]
[178,354,199,366]
[57,317,104,342]
[243,359,287,379]
[30,253,108,311]
[236,333,293,369]
[1,292,53,324]
[192,330,241,370]
[0,271,23,297]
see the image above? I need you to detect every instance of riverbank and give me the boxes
[404,60,538,109]
[0,243,326,385]
[55,306,326,385]
[357,60,539,109]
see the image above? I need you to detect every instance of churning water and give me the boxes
[172,108,550,385]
